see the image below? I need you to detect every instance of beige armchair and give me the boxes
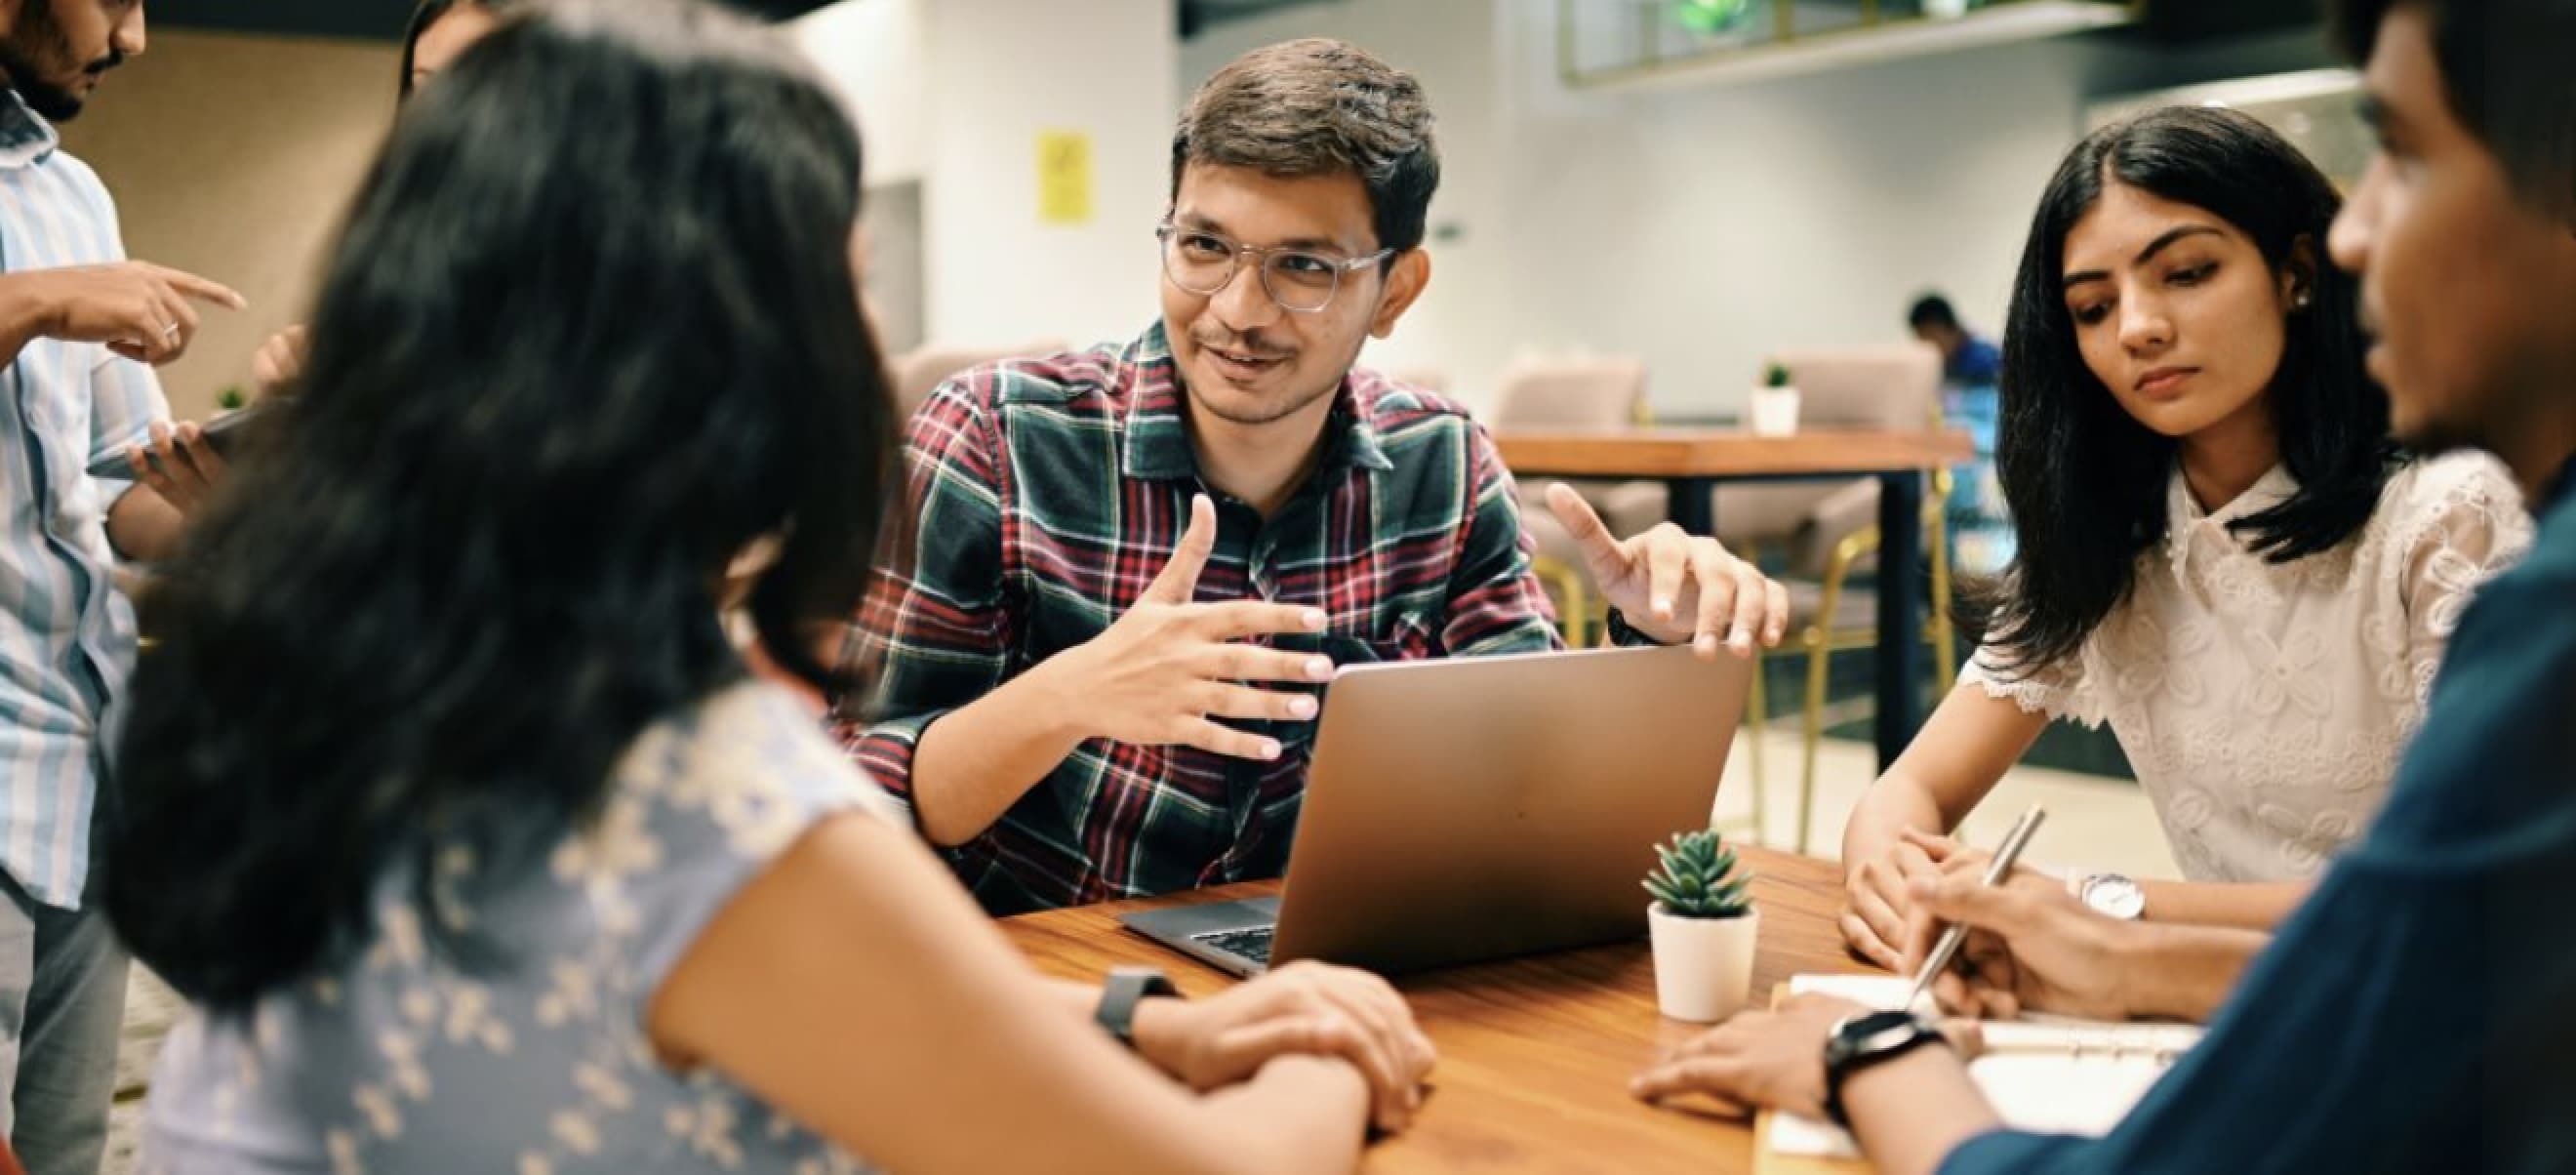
[1487,357,1664,647]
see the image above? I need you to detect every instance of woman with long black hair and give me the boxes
[115,3,1428,1170]
[1836,105,2528,980]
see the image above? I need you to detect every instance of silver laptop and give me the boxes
[1121,643,1752,976]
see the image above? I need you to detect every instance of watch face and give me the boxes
[2083,874,2147,920]
[1829,1009,1931,1062]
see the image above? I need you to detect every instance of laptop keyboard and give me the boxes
[1191,926,1275,966]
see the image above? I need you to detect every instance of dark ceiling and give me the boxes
[1179,0,1339,38]
[149,0,2318,47]
[147,0,836,42]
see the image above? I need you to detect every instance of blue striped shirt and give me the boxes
[0,89,168,910]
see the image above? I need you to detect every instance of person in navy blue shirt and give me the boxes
[1633,3,2576,1172]
[1909,294,2004,388]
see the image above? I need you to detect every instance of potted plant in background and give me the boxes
[1749,361,1800,436]
[1644,827,1759,1022]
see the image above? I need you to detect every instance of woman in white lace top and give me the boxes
[1839,106,2531,973]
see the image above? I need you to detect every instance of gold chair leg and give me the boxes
[1800,525,1878,857]
[1532,555,1591,648]
[1739,642,1769,841]
[1928,467,1958,694]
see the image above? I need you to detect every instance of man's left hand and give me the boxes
[1545,482,1788,656]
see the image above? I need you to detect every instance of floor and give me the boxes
[99,727,2173,1173]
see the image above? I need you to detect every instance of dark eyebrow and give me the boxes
[2063,225,2226,287]
[2357,92,2400,137]
[1169,213,1352,256]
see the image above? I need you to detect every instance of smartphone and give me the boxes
[85,399,285,479]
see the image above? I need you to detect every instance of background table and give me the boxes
[1495,428,1974,767]
[1000,846,1873,1173]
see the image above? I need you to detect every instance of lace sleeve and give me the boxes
[2388,455,2534,710]
[1958,638,2105,728]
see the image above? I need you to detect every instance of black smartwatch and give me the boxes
[1604,608,1672,648]
[1822,1009,1950,1126]
[1095,966,1182,1048]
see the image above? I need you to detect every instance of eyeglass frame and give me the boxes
[1154,219,1398,315]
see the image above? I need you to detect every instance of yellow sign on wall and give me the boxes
[1037,130,1094,226]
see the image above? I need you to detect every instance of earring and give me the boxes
[2292,290,2312,309]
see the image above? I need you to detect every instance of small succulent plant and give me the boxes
[1762,362,1793,388]
[216,385,248,412]
[1643,828,1754,919]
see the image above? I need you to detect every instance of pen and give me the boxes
[1903,805,2046,1012]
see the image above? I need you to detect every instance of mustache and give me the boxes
[85,51,124,77]
[1191,330,1291,360]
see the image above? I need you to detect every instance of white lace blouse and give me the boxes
[1961,453,2532,882]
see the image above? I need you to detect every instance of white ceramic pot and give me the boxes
[1925,0,1971,18]
[1649,902,1759,1023]
[1749,386,1801,436]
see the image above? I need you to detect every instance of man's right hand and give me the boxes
[1,262,247,366]
[1038,494,1335,760]
[1901,864,2139,1022]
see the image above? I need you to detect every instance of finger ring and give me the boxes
[160,323,181,341]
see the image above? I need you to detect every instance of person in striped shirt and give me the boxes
[841,39,1790,916]
[0,2,245,1170]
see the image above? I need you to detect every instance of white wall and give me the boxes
[1184,3,2336,417]
[920,0,1175,348]
[792,0,928,184]
[799,0,1176,349]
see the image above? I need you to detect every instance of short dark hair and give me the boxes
[2334,0,2576,223]
[108,0,898,1010]
[1170,38,1440,256]
[1979,105,2396,678]
[400,0,525,100]
[1909,294,1960,331]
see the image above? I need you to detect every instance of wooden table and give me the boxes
[1000,846,1873,1173]
[1495,428,1975,767]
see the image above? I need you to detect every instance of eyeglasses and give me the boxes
[1156,220,1394,314]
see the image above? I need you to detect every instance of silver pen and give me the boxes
[1903,805,2047,1013]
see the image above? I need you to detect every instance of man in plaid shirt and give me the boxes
[842,39,1787,915]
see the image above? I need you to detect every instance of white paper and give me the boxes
[1764,974,2204,1158]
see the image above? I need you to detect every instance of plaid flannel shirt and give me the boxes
[839,323,1562,914]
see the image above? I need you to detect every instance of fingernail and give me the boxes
[1259,740,1282,760]
[1652,598,1672,617]
[1302,609,1327,630]
[1289,697,1317,718]
[1693,633,1718,655]
[1307,657,1333,681]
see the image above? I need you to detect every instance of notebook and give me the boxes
[1762,974,2201,1162]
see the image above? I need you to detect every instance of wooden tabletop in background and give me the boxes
[1494,428,1973,480]
[1000,846,1874,1174]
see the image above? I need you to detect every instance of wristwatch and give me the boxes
[1604,609,1671,648]
[1095,966,1182,1048]
[2076,872,2147,921]
[1822,1009,1950,1126]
